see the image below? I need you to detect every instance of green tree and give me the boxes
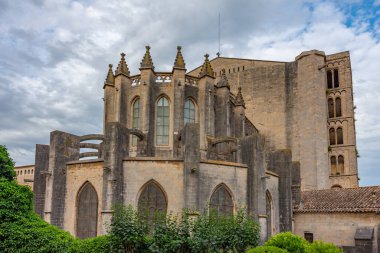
[0,145,16,181]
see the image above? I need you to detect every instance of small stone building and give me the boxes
[294,186,380,253]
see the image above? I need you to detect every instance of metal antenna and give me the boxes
[217,12,221,57]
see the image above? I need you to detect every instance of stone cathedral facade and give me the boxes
[30,46,360,243]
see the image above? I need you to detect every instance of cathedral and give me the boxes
[17,45,380,252]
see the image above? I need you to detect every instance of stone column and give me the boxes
[101,122,129,234]
[33,144,50,219]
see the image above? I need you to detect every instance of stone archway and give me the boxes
[76,182,98,239]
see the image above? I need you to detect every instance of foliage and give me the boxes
[189,209,260,253]
[246,245,289,253]
[0,209,74,253]
[264,232,309,253]
[0,145,16,181]
[149,212,191,253]
[0,178,33,222]
[0,179,75,253]
[69,235,112,253]
[109,204,147,252]
[308,240,342,253]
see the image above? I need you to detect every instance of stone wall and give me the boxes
[294,212,379,253]
[15,164,35,190]
[64,160,104,236]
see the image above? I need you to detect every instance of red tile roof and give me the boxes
[293,186,380,213]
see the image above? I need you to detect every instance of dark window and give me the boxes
[338,155,344,174]
[327,70,333,89]
[331,156,337,175]
[335,97,342,117]
[334,69,339,88]
[210,185,233,216]
[329,128,336,145]
[328,98,334,118]
[304,232,314,243]
[138,181,167,225]
[337,127,343,144]
[76,182,98,239]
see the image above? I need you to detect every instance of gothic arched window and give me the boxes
[184,99,196,124]
[156,97,170,145]
[209,184,233,216]
[337,127,343,145]
[131,98,140,146]
[76,182,98,239]
[335,97,342,117]
[330,156,337,175]
[329,128,336,145]
[138,181,167,224]
[328,98,334,118]
[338,155,344,174]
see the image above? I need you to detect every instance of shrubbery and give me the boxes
[308,240,342,253]
[246,245,289,253]
[109,205,260,253]
[69,235,112,253]
[264,232,309,253]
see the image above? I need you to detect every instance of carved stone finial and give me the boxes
[173,46,186,70]
[115,52,130,76]
[104,64,115,85]
[199,53,214,78]
[140,45,155,70]
[216,68,230,89]
[235,86,246,108]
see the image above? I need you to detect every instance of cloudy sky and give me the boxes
[0,0,379,186]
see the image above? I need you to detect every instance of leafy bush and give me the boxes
[264,232,309,253]
[150,212,191,253]
[308,240,342,253]
[109,204,147,252]
[0,178,33,222]
[0,145,16,181]
[190,209,260,252]
[246,245,289,253]
[69,235,111,253]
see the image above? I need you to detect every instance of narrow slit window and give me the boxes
[331,156,337,175]
[156,97,170,145]
[327,70,333,89]
[338,155,344,174]
[329,128,336,145]
[131,98,140,147]
[184,99,196,124]
[328,98,334,118]
[333,69,339,88]
[337,127,343,145]
[335,97,342,117]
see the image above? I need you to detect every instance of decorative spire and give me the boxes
[140,46,155,70]
[235,87,246,108]
[115,52,130,76]
[173,46,186,70]
[216,69,230,89]
[199,54,214,78]
[104,64,115,86]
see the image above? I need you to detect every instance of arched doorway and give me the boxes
[76,182,98,239]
